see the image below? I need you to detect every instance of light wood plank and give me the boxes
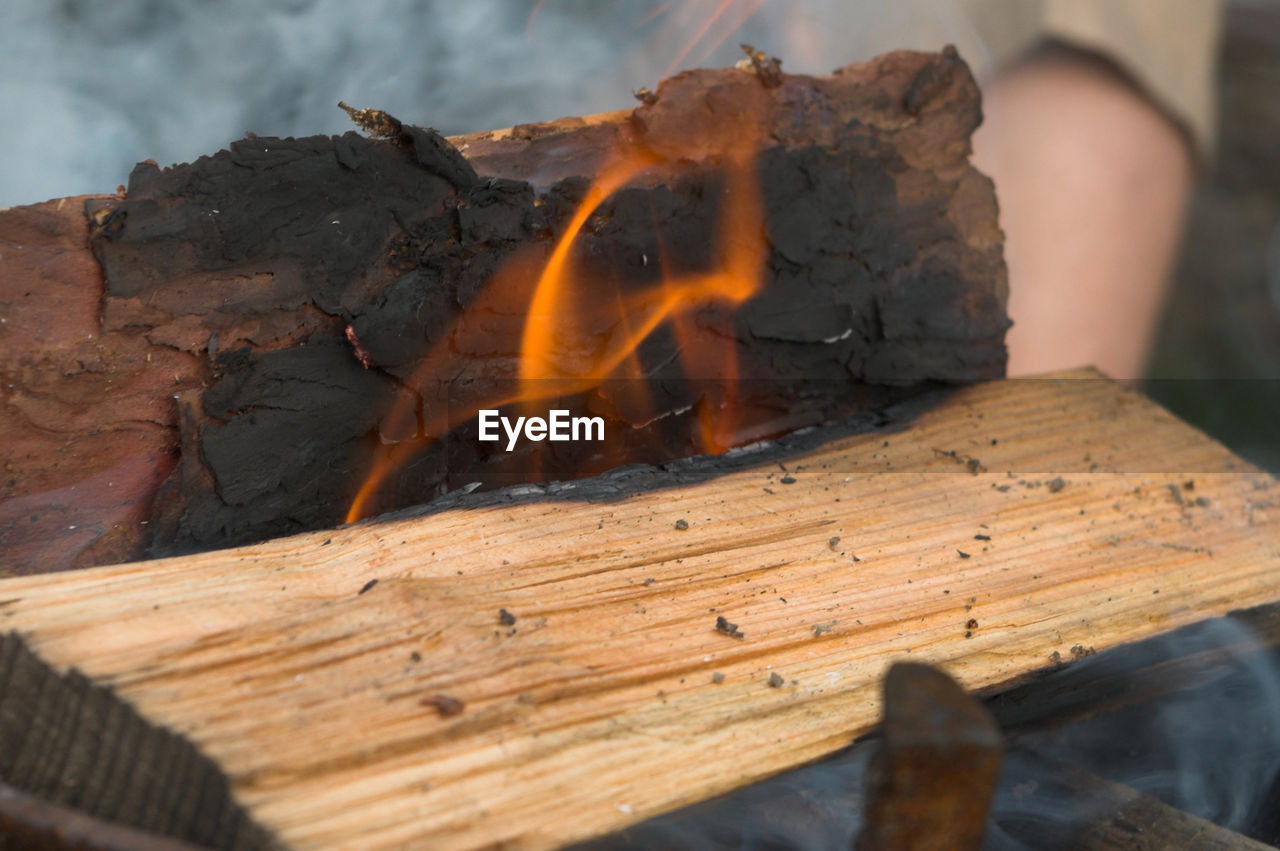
[2,372,1278,849]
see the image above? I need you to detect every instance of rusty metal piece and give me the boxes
[855,662,1002,851]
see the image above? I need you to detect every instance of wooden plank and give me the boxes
[1,372,1278,850]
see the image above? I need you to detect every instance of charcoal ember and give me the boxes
[2,48,1008,566]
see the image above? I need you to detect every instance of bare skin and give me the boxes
[972,45,1195,379]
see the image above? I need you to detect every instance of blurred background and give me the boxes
[1,0,1278,468]
[0,0,997,207]
[1144,0,1280,471]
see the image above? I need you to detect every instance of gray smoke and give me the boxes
[580,614,1280,849]
[0,0,991,208]
[998,616,1280,836]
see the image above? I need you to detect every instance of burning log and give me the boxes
[1,375,1279,849]
[1,48,1007,572]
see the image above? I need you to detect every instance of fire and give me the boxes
[345,141,767,523]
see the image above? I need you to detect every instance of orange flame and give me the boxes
[345,141,767,524]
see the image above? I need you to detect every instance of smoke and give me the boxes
[574,747,872,851]
[575,614,1280,849]
[991,616,1280,842]
[0,0,993,208]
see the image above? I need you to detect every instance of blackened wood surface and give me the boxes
[2,49,1008,569]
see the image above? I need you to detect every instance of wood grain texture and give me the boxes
[1,373,1278,849]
